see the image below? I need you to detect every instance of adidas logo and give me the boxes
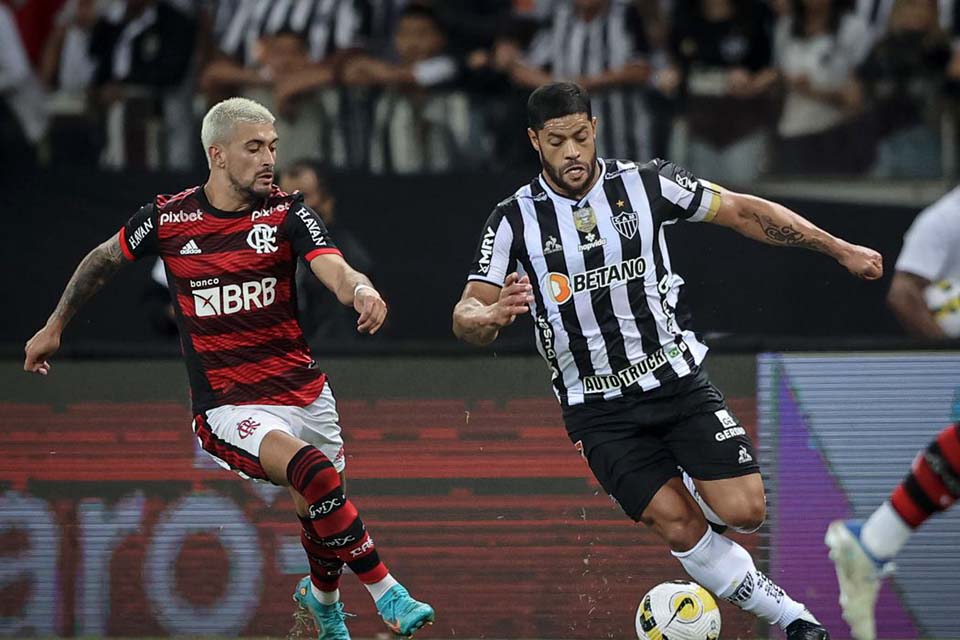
[180,239,201,255]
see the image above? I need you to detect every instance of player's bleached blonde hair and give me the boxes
[200,97,276,168]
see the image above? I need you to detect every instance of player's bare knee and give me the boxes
[723,493,766,532]
[259,430,309,486]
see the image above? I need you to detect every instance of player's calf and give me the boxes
[639,477,715,551]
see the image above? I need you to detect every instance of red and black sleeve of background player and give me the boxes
[118,202,159,261]
[283,202,342,263]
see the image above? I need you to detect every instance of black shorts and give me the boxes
[563,369,760,521]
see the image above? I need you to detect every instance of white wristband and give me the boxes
[354,284,376,298]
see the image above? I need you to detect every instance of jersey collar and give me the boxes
[198,183,258,219]
[537,158,607,207]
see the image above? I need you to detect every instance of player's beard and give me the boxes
[542,150,598,200]
[229,170,271,204]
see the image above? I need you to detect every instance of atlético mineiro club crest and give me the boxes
[612,210,639,240]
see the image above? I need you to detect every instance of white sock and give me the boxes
[672,528,806,630]
[860,501,913,561]
[311,583,340,605]
[365,573,399,602]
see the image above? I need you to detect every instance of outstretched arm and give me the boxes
[309,253,387,334]
[24,232,128,374]
[710,189,883,280]
[453,273,534,346]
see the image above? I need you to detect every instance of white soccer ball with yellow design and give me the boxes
[635,580,721,640]
[924,279,960,337]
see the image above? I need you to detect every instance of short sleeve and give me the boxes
[648,158,722,223]
[895,200,955,282]
[467,208,515,287]
[119,203,159,261]
[285,203,342,263]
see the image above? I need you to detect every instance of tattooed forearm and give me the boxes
[48,237,126,328]
[749,211,828,253]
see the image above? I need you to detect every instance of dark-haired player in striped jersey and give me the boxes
[24,97,433,640]
[826,423,960,640]
[453,82,884,640]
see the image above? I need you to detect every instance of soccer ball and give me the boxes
[636,580,721,640]
[924,279,960,337]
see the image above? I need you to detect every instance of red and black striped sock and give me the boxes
[890,423,960,527]
[298,515,344,593]
[287,446,389,584]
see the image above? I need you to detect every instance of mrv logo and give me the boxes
[192,277,277,317]
[477,226,496,274]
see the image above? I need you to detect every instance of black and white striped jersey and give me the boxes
[467,158,722,407]
[212,0,370,65]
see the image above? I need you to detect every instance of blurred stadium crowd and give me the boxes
[2,0,960,183]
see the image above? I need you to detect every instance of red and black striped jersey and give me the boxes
[119,184,342,414]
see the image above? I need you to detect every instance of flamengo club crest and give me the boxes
[237,418,260,439]
[247,224,278,254]
[612,210,639,239]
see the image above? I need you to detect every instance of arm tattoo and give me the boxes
[749,211,826,252]
[49,238,126,326]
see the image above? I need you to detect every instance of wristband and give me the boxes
[354,284,376,298]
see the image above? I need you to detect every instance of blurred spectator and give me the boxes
[86,0,196,169]
[772,0,873,175]
[39,0,100,92]
[859,0,951,177]
[241,29,333,170]
[887,185,960,338]
[670,0,778,184]
[89,1,194,93]
[280,160,375,346]
[201,0,372,168]
[8,0,62,66]
[37,0,101,166]
[512,0,657,160]
[430,0,514,55]
[343,4,471,173]
[0,0,48,164]
[466,15,542,169]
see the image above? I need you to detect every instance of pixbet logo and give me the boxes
[236,418,259,439]
[160,209,203,225]
[192,277,277,317]
[251,202,290,222]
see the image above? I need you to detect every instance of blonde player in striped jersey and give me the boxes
[453,82,883,640]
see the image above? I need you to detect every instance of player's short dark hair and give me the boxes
[527,82,592,130]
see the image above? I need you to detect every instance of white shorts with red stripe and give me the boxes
[193,383,345,482]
